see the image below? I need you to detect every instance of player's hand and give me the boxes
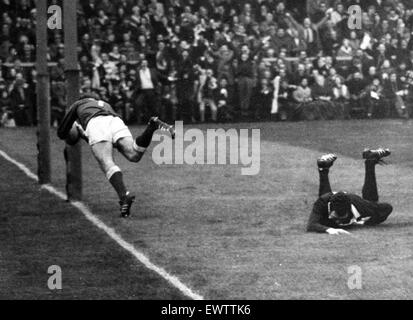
[326,228,351,235]
[74,122,89,142]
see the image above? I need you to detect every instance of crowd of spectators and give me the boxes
[2,0,413,127]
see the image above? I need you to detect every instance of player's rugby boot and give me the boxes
[119,192,136,218]
[317,154,338,169]
[362,148,391,164]
[149,117,175,140]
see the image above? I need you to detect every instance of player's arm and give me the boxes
[57,101,80,140]
[74,122,89,143]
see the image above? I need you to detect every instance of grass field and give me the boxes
[1,119,412,300]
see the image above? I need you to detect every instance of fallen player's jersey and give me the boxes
[307,192,393,233]
[58,98,119,140]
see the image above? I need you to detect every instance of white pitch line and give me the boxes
[0,149,204,301]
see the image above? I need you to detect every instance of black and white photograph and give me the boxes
[0,0,412,307]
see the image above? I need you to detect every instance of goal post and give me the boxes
[63,0,82,201]
[36,0,51,185]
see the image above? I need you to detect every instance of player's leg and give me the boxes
[86,116,136,217]
[361,148,393,225]
[91,142,125,198]
[317,154,337,197]
[361,148,391,202]
[90,141,135,217]
[117,136,144,163]
[362,159,379,202]
[116,116,175,163]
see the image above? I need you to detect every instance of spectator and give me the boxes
[365,77,385,118]
[10,77,32,126]
[337,39,353,58]
[2,0,413,126]
[51,81,66,128]
[135,59,163,123]
[176,50,196,122]
[312,74,333,102]
[254,78,273,121]
[347,71,368,118]
[332,76,350,119]
[235,52,256,118]
[277,79,296,121]
[216,77,234,122]
[383,72,409,118]
[199,68,218,122]
[285,11,331,56]
[290,29,307,57]
[0,83,15,127]
[293,77,312,103]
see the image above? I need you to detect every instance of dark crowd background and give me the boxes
[2,0,413,127]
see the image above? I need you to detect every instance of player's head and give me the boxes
[329,192,352,225]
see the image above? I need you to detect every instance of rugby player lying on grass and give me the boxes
[307,149,393,235]
[57,93,175,218]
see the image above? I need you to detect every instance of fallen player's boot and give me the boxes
[119,192,136,218]
[149,117,176,140]
[317,154,337,169]
[362,148,391,164]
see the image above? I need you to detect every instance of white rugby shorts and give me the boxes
[85,115,132,146]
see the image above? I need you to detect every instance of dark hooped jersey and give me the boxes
[307,192,393,233]
[57,98,119,140]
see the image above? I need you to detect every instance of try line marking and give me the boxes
[0,149,204,300]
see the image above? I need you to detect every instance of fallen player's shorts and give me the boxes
[85,115,132,146]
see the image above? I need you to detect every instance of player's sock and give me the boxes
[365,159,377,167]
[106,166,128,200]
[318,168,332,197]
[133,123,157,153]
[362,160,379,202]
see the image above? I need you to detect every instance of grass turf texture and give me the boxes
[0,119,412,299]
[0,157,186,300]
